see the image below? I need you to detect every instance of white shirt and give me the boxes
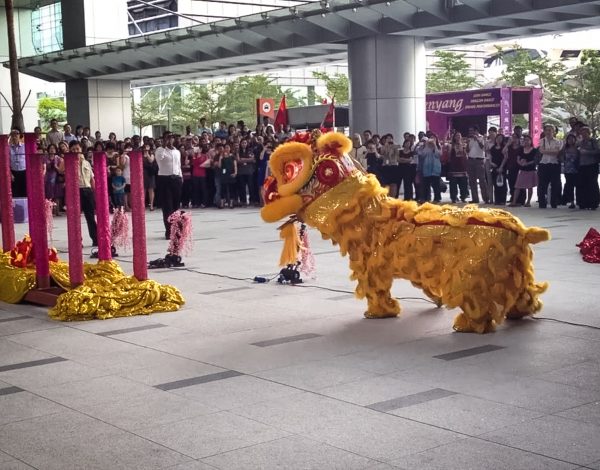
[155,146,182,177]
[121,153,131,184]
[467,136,485,159]
[538,137,563,165]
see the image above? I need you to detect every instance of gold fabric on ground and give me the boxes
[0,253,36,304]
[0,254,184,321]
[49,261,184,321]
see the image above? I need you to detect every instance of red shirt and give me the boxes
[192,153,209,177]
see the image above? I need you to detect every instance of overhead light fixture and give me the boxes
[321,12,326,17]
[289,6,298,15]
[320,0,330,8]
[386,1,391,4]
[352,7,357,12]
[261,11,269,20]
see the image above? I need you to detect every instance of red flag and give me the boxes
[274,96,288,129]
[320,98,335,130]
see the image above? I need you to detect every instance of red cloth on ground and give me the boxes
[576,228,600,263]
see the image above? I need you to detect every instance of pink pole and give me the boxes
[24,135,36,231]
[129,150,148,281]
[24,134,50,288]
[64,152,84,287]
[92,152,111,261]
[0,135,15,251]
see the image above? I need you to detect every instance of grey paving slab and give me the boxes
[433,344,505,361]
[0,340,56,368]
[0,410,191,469]
[0,390,66,426]
[96,323,167,336]
[251,332,322,347]
[155,370,244,391]
[0,386,23,396]
[218,248,256,253]
[0,459,37,469]
[198,286,252,295]
[0,356,67,373]
[555,401,600,427]
[482,415,600,466]
[80,391,215,432]
[390,393,543,436]
[0,317,29,323]
[465,377,600,413]
[0,358,108,391]
[391,437,576,470]
[168,374,301,411]
[535,361,600,390]
[202,435,376,470]
[366,388,456,412]
[135,410,289,459]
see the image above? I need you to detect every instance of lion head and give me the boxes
[261,132,359,223]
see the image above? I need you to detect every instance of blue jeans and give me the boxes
[213,177,222,206]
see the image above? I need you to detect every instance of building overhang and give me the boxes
[9,0,600,87]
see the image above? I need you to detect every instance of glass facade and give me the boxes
[128,0,179,35]
[31,2,63,54]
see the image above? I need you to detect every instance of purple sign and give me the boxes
[529,88,543,147]
[426,89,501,117]
[500,87,512,136]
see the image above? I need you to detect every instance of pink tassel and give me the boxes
[44,199,55,245]
[167,210,193,257]
[299,224,316,278]
[110,208,130,251]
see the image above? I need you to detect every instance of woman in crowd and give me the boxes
[365,140,383,180]
[257,141,272,206]
[447,132,469,203]
[577,126,600,210]
[120,143,132,211]
[220,144,238,208]
[504,133,523,204]
[179,143,193,209]
[349,134,367,170]
[236,138,255,206]
[560,133,579,209]
[510,135,538,207]
[490,133,508,205]
[190,143,209,209]
[417,138,442,203]
[45,143,63,215]
[397,139,417,201]
[143,145,158,211]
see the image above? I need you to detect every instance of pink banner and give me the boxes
[24,134,50,287]
[0,135,15,251]
[129,150,148,281]
[93,152,111,261]
[64,152,84,287]
[529,88,543,147]
[499,87,512,136]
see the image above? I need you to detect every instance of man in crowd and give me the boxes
[197,117,212,136]
[8,128,26,197]
[466,126,488,204]
[71,140,97,246]
[46,119,63,146]
[537,124,563,209]
[63,123,77,143]
[155,131,183,239]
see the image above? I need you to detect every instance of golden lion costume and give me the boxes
[261,131,549,333]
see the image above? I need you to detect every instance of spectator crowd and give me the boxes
[6,115,599,245]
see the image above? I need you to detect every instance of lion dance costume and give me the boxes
[261,131,549,333]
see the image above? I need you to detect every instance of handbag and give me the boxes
[496,173,504,187]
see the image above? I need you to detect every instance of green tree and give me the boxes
[311,71,349,104]
[562,50,600,130]
[499,45,564,94]
[37,97,66,129]
[426,50,479,93]
[131,88,166,133]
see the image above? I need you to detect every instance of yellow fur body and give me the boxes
[262,132,549,333]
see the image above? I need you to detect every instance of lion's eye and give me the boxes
[283,160,303,183]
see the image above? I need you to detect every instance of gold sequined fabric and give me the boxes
[0,254,184,321]
[49,261,184,321]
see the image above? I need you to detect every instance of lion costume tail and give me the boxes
[525,227,551,245]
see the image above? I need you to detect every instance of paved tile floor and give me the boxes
[0,202,599,469]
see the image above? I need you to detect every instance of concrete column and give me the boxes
[348,35,426,138]
[66,79,132,139]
